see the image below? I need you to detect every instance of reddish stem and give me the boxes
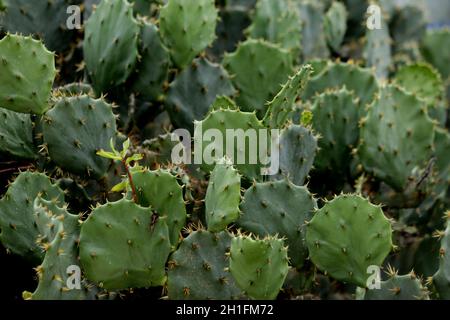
[122,159,138,203]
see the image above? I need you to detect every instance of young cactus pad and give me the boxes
[205,158,241,232]
[0,171,65,262]
[305,194,393,288]
[79,199,172,290]
[83,0,139,94]
[159,0,218,68]
[238,179,316,268]
[167,230,243,300]
[229,234,289,300]
[42,95,118,178]
[0,34,55,114]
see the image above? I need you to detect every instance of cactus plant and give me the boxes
[167,229,243,299]
[238,179,316,267]
[0,34,55,114]
[84,0,139,94]
[0,172,65,262]
[306,194,393,287]
[0,0,449,302]
[159,0,218,68]
[42,95,118,178]
[205,158,241,232]
[79,198,171,290]
[223,39,294,116]
[166,58,236,132]
[229,234,289,300]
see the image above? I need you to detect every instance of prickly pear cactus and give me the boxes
[364,15,392,80]
[132,169,187,247]
[324,1,347,52]
[0,34,55,114]
[421,29,450,79]
[84,0,139,94]
[394,63,446,123]
[130,21,169,101]
[306,194,393,287]
[167,230,243,299]
[238,179,316,267]
[246,0,302,56]
[274,124,317,186]
[223,39,294,115]
[358,85,435,191]
[79,199,171,290]
[1,0,450,302]
[205,158,241,232]
[0,0,81,52]
[30,198,98,300]
[42,96,118,178]
[0,172,65,261]
[364,272,430,300]
[195,108,269,179]
[0,109,36,159]
[229,234,289,300]
[311,88,359,174]
[302,62,379,114]
[167,57,236,132]
[263,65,313,128]
[159,0,218,68]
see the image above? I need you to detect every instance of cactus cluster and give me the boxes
[0,0,449,301]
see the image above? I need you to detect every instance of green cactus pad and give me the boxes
[394,63,445,106]
[238,179,316,267]
[364,16,392,80]
[55,83,95,98]
[247,0,302,56]
[358,85,435,191]
[0,108,36,159]
[167,230,243,299]
[433,215,450,299]
[210,95,238,111]
[195,108,269,180]
[79,199,171,290]
[263,65,313,128]
[223,39,294,116]
[31,198,98,300]
[391,5,426,47]
[167,57,236,132]
[205,159,241,232]
[159,0,218,68]
[0,34,55,114]
[0,171,65,261]
[207,6,251,60]
[130,21,169,101]
[302,62,379,114]
[421,29,450,79]
[296,0,329,60]
[229,234,289,300]
[274,124,317,186]
[42,95,118,178]
[311,88,359,174]
[324,1,347,52]
[132,169,187,247]
[364,273,429,300]
[84,0,139,94]
[0,0,81,52]
[306,194,393,287]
